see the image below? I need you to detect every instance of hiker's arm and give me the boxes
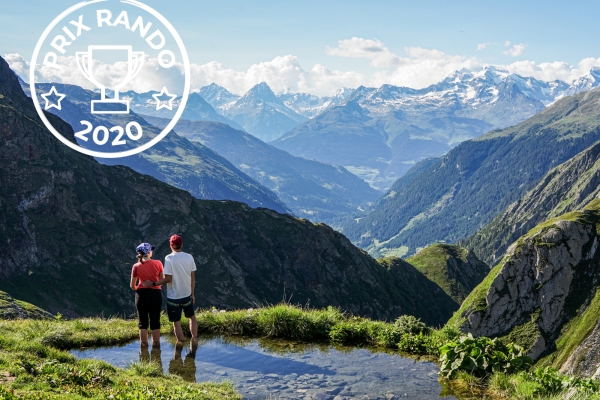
[191,271,195,303]
[141,274,171,287]
[130,276,137,291]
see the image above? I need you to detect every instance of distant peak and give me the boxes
[244,82,277,101]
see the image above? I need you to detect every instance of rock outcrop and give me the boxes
[449,200,600,362]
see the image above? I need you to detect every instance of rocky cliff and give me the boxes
[449,199,600,365]
[0,56,455,325]
[406,244,489,304]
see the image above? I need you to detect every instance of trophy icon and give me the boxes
[76,45,144,114]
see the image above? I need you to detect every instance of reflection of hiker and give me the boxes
[143,234,198,345]
[169,341,198,382]
[130,243,164,347]
[140,346,163,373]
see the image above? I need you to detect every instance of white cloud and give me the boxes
[7,53,364,97]
[6,38,600,97]
[504,40,511,47]
[477,43,491,50]
[503,58,600,82]
[504,43,526,57]
[326,37,401,68]
[369,47,481,88]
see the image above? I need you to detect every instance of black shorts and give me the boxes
[135,288,162,330]
[166,296,195,322]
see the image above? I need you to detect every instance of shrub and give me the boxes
[439,334,533,379]
[394,315,431,335]
[329,319,373,344]
[398,332,440,355]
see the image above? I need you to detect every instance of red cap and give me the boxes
[170,234,183,248]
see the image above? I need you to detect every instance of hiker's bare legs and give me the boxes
[189,315,198,342]
[173,321,185,344]
[151,329,160,347]
[139,329,149,346]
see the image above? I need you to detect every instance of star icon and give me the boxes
[40,86,66,111]
[152,87,177,111]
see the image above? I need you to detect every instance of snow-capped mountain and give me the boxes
[221,82,308,142]
[561,68,600,97]
[272,67,598,190]
[191,68,599,189]
[279,87,356,118]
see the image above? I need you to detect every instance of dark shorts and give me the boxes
[166,296,195,322]
[135,288,162,330]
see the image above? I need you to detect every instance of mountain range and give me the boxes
[220,82,308,142]
[0,55,455,325]
[343,86,600,258]
[141,116,379,224]
[271,67,578,189]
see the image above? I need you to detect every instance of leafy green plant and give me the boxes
[439,334,533,379]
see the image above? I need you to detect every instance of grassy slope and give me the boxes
[0,291,51,320]
[406,244,489,304]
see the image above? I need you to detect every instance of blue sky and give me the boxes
[4,0,600,95]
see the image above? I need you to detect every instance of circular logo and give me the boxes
[30,0,190,158]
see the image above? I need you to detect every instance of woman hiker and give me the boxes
[130,242,164,347]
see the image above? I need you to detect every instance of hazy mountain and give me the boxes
[198,82,241,110]
[120,89,243,130]
[28,82,289,213]
[222,82,308,142]
[273,68,572,190]
[0,55,455,324]
[342,86,600,258]
[142,116,380,224]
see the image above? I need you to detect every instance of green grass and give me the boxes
[0,318,241,399]
[3,302,600,399]
[406,243,486,304]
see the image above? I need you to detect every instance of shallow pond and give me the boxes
[71,336,457,400]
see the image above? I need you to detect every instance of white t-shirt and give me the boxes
[163,251,197,300]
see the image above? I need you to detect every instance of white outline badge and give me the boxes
[29,0,191,159]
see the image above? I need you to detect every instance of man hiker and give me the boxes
[143,234,198,345]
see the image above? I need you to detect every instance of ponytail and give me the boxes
[137,251,145,264]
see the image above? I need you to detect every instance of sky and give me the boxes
[3,0,600,96]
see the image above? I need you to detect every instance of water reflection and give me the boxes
[169,342,197,382]
[71,336,456,400]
